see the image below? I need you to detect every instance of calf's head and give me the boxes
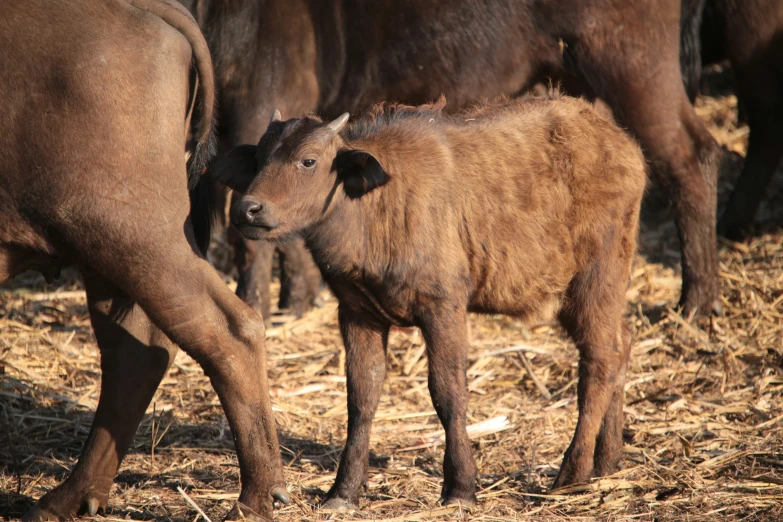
[214,111,389,241]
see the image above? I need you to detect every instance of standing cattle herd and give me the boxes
[0,1,780,521]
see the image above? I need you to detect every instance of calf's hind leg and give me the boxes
[23,274,178,522]
[592,325,632,477]
[553,247,633,488]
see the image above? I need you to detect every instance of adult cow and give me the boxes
[687,0,783,239]
[182,0,722,318]
[1,1,284,521]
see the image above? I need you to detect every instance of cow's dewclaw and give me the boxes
[270,485,291,505]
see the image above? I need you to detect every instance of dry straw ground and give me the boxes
[2,68,782,521]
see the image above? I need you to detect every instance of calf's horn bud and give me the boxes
[327,112,350,133]
[270,109,282,124]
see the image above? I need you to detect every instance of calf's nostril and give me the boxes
[236,199,263,224]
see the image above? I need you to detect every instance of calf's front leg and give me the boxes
[420,306,477,507]
[323,308,389,510]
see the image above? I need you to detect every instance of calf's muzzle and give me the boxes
[232,196,279,234]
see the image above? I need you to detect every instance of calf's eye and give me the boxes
[302,159,316,169]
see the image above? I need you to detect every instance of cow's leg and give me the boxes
[718,70,783,239]
[232,226,275,327]
[577,15,722,316]
[127,247,285,521]
[420,307,477,507]
[553,233,633,488]
[43,224,283,520]
[277,237,322,317]
[22,274,179,522]
[623,91,720,316]
[323,308,389,510]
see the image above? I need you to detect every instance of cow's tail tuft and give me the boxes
[680,0,707,102]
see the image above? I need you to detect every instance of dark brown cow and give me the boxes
[181,0,722,319]
[1,1,284,520]
[216,95,647,508]
[691,0,783,239]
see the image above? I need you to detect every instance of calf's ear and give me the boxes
[210,145,258,193]
[334,150,389,198]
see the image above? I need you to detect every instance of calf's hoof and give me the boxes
[551,464,597,492]
[321,497,356,511]
[438,494,476,509]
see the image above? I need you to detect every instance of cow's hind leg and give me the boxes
[278,237,322,317]
[27,225,286,520]
[718,73,783,239]
[575,3,722,315]
[231,227,275,326]
[553,238,633,489]
[112,242,286,521]
[23,274,178,521]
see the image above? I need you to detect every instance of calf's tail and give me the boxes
[126,0,218,254]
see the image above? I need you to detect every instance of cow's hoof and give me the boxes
[717,216,751,242]
[22,497,104,522]
[321,497,356,511]
[21,504,59,522]
[224,501,272,522]
[22,495,106,522]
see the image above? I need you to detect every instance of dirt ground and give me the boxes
[2,67,782,521]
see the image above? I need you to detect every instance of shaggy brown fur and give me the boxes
[217,94,646,509]
[0,1,285,521]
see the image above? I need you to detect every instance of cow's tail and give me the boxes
[680,0,707,103]
[127,0,217,254]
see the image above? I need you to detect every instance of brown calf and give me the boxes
[217,95,646,509]
[1,1,284,520]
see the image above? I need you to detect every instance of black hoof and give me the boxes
[437,495,476,509]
